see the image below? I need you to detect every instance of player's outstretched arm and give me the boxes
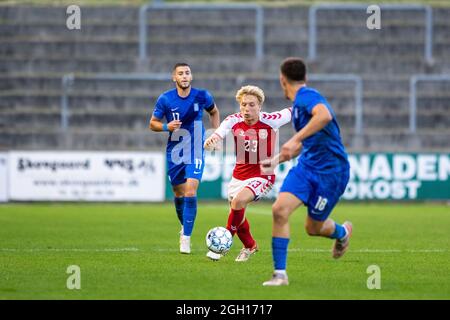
[204,113,240,151]
[294,103,332,142]
[260,140,303,175]
[261,103,332,173]
[149,115,182,132]
[263,107,292,129]
[204,133,222,151]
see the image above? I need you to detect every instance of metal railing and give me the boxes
[60,73,171,131]
[409,75,450,133]
[308,4,433,64]
[61,72,362,135]
[239,74,364,135]
[138,2,264,62]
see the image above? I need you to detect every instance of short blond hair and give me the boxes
[235,85,265,105]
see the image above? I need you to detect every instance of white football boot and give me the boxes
[235,243,258,262]
[206,250,222,261]
[332,221,353,259]
[262,272,289,286]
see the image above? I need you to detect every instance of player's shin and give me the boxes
[272,237,289,271]
[182,196,197,236]
[174,197,184,226]
[226,208,245,236]
[237,218,256,249]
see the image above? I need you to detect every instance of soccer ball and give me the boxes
[206,227,233,254]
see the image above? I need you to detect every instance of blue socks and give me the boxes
[272,237,290,270]
[183,196,197,236]
[330,222,346,240]
[174,197,184,226]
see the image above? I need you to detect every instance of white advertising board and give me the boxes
[8,152,165,202]
[0,153,7,202]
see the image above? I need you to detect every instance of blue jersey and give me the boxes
[152,87,215,165]
[292,86,349,174]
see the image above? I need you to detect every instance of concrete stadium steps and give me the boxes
[0,56,265,74]
[1,111,149,131]
[0,6,138,21]
[1,5,450,151]
[1,127,447,152]
[315,41,450,61]
[4,54,446,75]
[0,38,309,61]
[315,22,449,40]
[4,108,448,132]
[0,22,140,39]
[0,90,358,114]
[343,130,450,152]
[0,89,359,112]
[0,128,167,150]
[0,130,64,150]
[0,74,239,93]
[310,56,437,74]
[0,21,309,42]
[0,38,259,57]
[1,90,449,131]
[0,57,138,74]
[0,73,412,93]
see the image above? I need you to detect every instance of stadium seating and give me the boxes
[0,5,449,151]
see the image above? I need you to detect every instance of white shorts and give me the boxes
[227,177,274,202]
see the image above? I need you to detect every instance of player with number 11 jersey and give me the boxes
[149,63,220,254]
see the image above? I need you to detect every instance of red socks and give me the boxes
[237,218,256,249]
[226,208,245,236]
[226,208,256,249]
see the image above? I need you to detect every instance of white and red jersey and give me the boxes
[213,108,292,181]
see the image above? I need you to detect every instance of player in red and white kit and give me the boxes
[204,85,292,261]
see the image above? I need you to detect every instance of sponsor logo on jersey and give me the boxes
[259,129,268,139]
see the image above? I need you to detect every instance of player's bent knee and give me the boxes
[172,186,185,198]
[272,203,290,224]
[305,224,320,236]
[184,191,197,197]
[231,197,246,210]
[173,191,184,198]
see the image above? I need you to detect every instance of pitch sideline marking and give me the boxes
[2,248,446,253]
[0,248,140,252]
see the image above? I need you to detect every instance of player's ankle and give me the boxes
[274,269,287,277]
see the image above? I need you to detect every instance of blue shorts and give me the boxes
[279,167,349,221]
[167,158,205,186]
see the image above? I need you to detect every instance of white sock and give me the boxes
[275,270,287,277]
[182,235,190,241]
[340,225,349,241]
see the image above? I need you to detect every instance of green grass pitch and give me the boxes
[0,202,449,299]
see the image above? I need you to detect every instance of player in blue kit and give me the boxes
[149,63,220,254]
[260,57,353,286]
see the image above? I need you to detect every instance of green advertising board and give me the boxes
[165,153,450,201]
[345,153,450,200]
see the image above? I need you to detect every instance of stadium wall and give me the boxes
[0,151,165,202]
[0,152,449,202]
